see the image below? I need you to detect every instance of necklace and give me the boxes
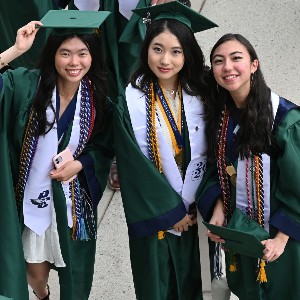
[165,88,176,95]
[59,91,77,98]
[59,86,78,98]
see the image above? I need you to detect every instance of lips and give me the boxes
[224,75,238,80]
[223,74,238,81]
[66,69,81,76]
[158,67,171,73]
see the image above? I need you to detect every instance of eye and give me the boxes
[79,51,89,57]
[153,46,162,53]
[172,49,182,55]
[212,58,223,65]
[232,55,243,61]
[60,51,70,57]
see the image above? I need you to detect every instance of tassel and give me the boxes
[214,243,223,279]
[257,259,268,283]
[229,252,237,272]
[158,231,166,240]
[80,217,89,241]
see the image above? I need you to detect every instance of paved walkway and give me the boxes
[30,0,300,299]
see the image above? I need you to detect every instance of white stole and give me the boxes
[126,84,207,233]
[23,85,82,235]
[236,92,280,232]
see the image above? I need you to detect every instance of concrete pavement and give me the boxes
[30,0,300,299]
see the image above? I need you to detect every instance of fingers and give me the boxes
[173,222,191,232]
[173,214,194,232]
[18,21,43,36]
[207,230,225,243]
[262,239,285,262]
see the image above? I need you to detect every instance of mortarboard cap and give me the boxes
[203,208,270,258]
[39,10,111,36]
[132,2,218,33]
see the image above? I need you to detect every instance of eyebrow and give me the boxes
[152,42,182,49]
[212,51,243,59]
[58,47,89,52]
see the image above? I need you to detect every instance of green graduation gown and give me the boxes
[196,96,300,300]
[0,68,113,300]
[114,85,206,300]
[0,0,64,69]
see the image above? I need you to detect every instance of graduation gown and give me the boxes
[0,68,113,300]
[114,84,207,299]
[0,0,65,69]
[196,96,300,300]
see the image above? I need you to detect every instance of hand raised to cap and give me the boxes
[15,21,43,53]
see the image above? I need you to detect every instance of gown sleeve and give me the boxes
[77,99,115,209]
[113,94,187,238]
[0,69,36,300]
[195,161,222,221]
[270,109,300,241]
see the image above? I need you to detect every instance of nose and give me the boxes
[223,59,233,71]
[160,53,170,65]
[69,55,79,66]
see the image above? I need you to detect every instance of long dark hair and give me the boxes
[130,18,208,97]
[205,33,273,160]
[33,32,108,135]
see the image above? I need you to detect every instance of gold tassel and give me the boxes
[257,259,268,283]
[158,231,166,240]
[229,252,237,272]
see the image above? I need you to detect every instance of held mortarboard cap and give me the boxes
[39,10,111,35]
[203,208,270,258]
[132,2,218,33]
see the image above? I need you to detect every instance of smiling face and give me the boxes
[55,36,92,86]
[147,30,185,89]
[211,40,258,106]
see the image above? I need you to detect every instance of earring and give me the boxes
[250,73,254,87]
[217,83,219,93]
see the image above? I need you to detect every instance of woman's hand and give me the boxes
[0,21,42,69]
[14,21,43,53]
[50,160,83,182]
[262,231,289,262]
[173,214,194,232]
[207,198,225,243]
[188,207,198,225]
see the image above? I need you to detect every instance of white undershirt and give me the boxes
[74,0,140,20]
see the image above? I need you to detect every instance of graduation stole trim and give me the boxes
[154,81,184,156]
[126,82,207,211]
[218,92,279,232]
[16,76,96,240]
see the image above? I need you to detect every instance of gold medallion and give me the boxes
[226,165,237,187]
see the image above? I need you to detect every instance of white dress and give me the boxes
[22,200,65,267]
